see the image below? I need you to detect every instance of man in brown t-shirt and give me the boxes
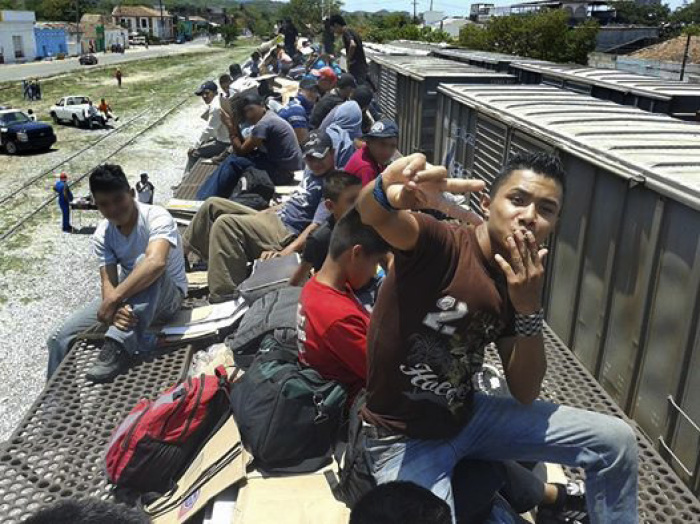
[356,152,638,522]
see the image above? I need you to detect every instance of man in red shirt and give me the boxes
[297,208,390,400]
[345,119,399,186]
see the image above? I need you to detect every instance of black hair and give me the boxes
[23,498,150,524]
[490,152,566,200]
[350,482,452,524]
[329,14,346,26]
[329,207,389,260]
[89,164,130,195]
[322,170,361,201]
[252,51,261,59]
[219,73,232,84]
[229,63,242,78]
[352,85,373,110]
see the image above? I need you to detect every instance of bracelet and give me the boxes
[373,174,397,212]
[514,309,544,337]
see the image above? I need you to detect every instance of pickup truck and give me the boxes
[49,96,106,128]
[0,109,56,154]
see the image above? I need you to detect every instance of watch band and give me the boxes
[514,309,544,337]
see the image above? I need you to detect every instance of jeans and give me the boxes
[364,393,638,524]
[46,255,184,379]
[59,202,71,231]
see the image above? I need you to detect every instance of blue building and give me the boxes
[34,23,67,58]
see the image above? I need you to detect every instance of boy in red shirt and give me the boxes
[297,208,390,400]
[344,119,399,186]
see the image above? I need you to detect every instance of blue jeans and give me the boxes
[59,202,71,231]
[364,393,638,524]
[46,256,183,379]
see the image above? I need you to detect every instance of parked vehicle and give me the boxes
[129,34,147,46]
[78,54,98,66]
[49,96,107,129]
[0,109,56,154]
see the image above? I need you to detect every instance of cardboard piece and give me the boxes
[186,271,209,291]
[147,417,248,524]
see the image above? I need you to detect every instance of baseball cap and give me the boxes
[240,92,264,109]
[59,172,68,180]
[365,119,398,139]
[313,67,337,82]
[195,80,218,95]
[337,73,357,90]
[303,131,333,159]
[299,76,319,91]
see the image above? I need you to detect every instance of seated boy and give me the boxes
[47,165,186,382]
[344,119,399,186]
[183,131,353,303]
[289,171,362,286]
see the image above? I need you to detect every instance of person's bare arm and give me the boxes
[346,38,357,61]
[356,154,485,252]
[231,135,263,156]
[100,265,119,299]
[288,261,314,286]
[495,231,548,404]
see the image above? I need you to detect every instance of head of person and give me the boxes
[24,498,149,524]
[330,101,363,139]
[322,170,362,221]
[298,77,320,104]
[140,172,148,182]
[219,74,232,93]
[276,43,285,55]
[101,98,105,103]
[351,85,373,112]
[329,14,347,36]
[60,172,67,181]
[240,92,266,124]
[481,152,565,254]
[194,80,218,104]
[302,131,336,176]
[88,100,93,106]
[350,481,452,524]
[337,73,357,100]
[229,63,243,79]
[251,51,261,61]
[316,67,338,94]
[89,164,136,226]
[329,207,390,290]
[364,119,399,166]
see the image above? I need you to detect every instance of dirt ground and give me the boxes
[632,35,700,64]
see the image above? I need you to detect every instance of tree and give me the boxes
[279,0,342,36]
[672,0,700,25]
[612,1,670,26]
[219,24,239,46]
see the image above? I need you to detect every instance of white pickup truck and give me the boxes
[49,95,106,128]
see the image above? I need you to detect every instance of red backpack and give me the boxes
[104,366,232,494]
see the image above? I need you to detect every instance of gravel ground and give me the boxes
[0,100,202,441]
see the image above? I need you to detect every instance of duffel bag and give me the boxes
[229,334,347,473]
[104,366,231,494]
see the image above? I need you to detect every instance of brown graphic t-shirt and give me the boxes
[361,213,515,439]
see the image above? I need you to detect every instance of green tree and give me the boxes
[673,0,700,25]
[279,0,342,36]
[219,24,239,46]
[611,1,669,26]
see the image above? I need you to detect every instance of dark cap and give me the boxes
[195,80,218,96]
[240,92,264,109]
[352,85,373,109]
[365,119,398,139]
[337,73,357,90]
[299,76,318,91]
[303,131,333,159]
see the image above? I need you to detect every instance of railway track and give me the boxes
[0,97,188,244]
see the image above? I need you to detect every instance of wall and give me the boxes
[595,25,659,52]
[0,10,37,64]
[34,27,67,58]
[588,51,700,81]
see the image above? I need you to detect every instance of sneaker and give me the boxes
[536,481,588,524]
[85,339,131,383]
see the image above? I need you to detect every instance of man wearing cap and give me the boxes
[310,73,356,129]
[186,81,231,173]
[183,129,355,302]
[315,66,338,96]
[278,77,320,144]
[53,172,74,233]
[344,119,399,186]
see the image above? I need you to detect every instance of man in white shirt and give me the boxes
[185,81,231,173]
[46,164,187,383]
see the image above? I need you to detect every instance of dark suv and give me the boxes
[0,110,57,154]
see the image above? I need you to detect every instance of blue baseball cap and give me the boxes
[195,80,218,95]
[365,119,399,139]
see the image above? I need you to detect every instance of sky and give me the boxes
[338,0,688,17]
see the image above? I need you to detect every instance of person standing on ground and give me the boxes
[53,172,74,233]
[329,15,368,85]
[115,68,123,88]
[136,173,155,204]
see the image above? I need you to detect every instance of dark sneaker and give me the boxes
[85,339,130,383]
[537,481,588,524]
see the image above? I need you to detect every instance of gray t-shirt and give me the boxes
[251,110,303,177]
[92,202,187,295]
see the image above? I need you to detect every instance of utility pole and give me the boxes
[413,0,418,23]
[159,0,166,41]
[680,32,692,82]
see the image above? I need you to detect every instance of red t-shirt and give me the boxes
[297,276,369,399]
[343,144,383,186]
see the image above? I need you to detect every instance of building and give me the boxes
[490,0,616,21]
[470,3,495,22]
[112,5,174,41]
[423,10,446,25]
[34,22,68,59]
[0,10,36,64]
[79,14,129,53]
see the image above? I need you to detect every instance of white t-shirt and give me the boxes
[92,202,187,295]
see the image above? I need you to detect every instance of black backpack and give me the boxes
[230,166,275,211]
[229,335,348,474]
[225,286,300,369]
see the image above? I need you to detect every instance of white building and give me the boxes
[0,10,37,64]
[112,5,174,41]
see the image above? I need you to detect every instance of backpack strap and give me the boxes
[261,348,298,365]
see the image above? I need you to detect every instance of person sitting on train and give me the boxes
[46,165,186,383]
[344,119,399,186]
[185,81,231,174]
[318,85,374,141]
[310,72,356,129]
[182,130,354,303]
[355,151,638,522]
[278,76,321,145]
